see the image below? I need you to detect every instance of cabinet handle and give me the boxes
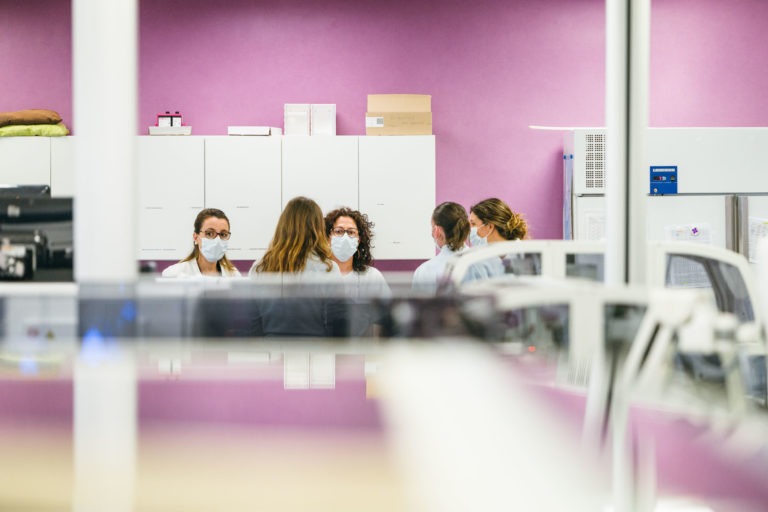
[145,206,163,210]
[235,206,249,209]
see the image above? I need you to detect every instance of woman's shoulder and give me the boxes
[414,256,437,274]
[222,265,242,277]
[360,266,385,280]
[161,260,195,278]
[306,254,340,274]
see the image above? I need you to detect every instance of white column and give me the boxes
[605,0,650,286]
[73,352,137,512]
[604,0,629,286]
[72,0,138,282]
[628,0,650,285]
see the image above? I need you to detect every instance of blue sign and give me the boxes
[650,166,678,195]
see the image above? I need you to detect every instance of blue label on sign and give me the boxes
[649,166,678,195]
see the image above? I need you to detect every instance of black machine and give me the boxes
[0,193,73,281]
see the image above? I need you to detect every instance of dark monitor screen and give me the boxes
[0,197,73,281]
[0,184,51,198]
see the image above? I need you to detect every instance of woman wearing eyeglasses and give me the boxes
[324,207,390,298]
[161,208,241,277]
[324,207,390,337]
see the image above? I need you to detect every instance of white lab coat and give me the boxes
[341,266,392,300]
[412,245,464,294]
[161,258,241,278]
[248,254,344,337]
[247,253,341,279]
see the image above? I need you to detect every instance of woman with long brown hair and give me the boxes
[250,196,339,276]
[248,197,343,337]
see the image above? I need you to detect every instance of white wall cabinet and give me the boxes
[137,137,205,260]
[50,137,75,197]
[1,135,435,260]
[360,136,436,260]
[0,137,51,186]
[205,136,282,260]
[282,136,359,214]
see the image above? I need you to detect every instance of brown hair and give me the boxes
[325,207,374,273]
[256,196,334,273]
[432,202,469,251]
[181,208,236,272]
[470,198,528,240]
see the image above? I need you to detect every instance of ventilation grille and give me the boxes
[584,133,605,190]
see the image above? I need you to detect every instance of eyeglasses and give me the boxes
[199,229,231,240]
[331,227,359,237]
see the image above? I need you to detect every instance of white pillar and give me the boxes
[72,0,138,282]
[604,0,629,286]
[73,352,137,512]
[628,0,650,285]
[605,0,650,286]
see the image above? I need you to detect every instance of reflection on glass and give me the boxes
[665,254,754,322]
[566,253,604,281]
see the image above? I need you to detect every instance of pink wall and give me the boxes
[0,0,72,124]
[3,0,768,241]
[137,0,605,241]
[650,0,768,127]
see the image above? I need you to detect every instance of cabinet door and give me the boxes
[137,137,205,260]
[205,137,282,260]
[282,136,358,213]
[645,195,727,249]
[359,136,435,259]
[573,195,606,241]
[50,137,75,197]
[0,138,51,186]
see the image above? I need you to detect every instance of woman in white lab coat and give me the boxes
[161,208,241,277]
[412,202,471,294]
[249,196,343,337]
[324,207,391,299]
[325,207,391,336]
[468,197,528,246]
[467,197,529,278]
[250,196,340,277]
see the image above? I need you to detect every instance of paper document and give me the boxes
[663,223,712,244]
[748,217,768,263]
[583,210,605,241]
[666,256,712,289]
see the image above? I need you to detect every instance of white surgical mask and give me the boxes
[200,236,228,262]
[331,234,359,262]
[469,226,487,247]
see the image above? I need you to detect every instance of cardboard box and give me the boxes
[367,94,431,112]
[365,94,432,135]
[365,112,432,136]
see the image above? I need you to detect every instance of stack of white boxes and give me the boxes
[284,104,336,135]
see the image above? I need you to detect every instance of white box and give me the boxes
[227,126,271,136]
[148,126,192,135]
[284,104,310,135]
[311,104,336,136]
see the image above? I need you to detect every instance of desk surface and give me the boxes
[0,341,766,511]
